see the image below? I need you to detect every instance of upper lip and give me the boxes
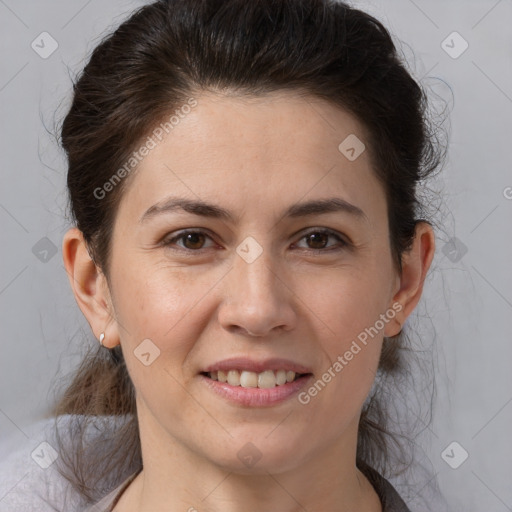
[201,357,313,375]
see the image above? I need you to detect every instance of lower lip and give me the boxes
[199,374,313,407]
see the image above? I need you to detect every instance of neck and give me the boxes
[115,409,382,512]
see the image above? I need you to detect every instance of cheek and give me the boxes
[111,259,232,402]
[113,258,214,342]
[113,263,207,419]
[298,267,389,400]
[298,264,392,345]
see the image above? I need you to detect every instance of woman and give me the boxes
[2,0,447,510]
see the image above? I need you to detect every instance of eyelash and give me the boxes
[161,228,349,254]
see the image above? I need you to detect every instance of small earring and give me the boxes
[99,332,105,347]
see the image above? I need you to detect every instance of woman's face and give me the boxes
[104,91,403,472]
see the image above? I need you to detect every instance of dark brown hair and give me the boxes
[50,0,447,505]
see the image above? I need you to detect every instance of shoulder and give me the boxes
[358,461,412,512]
[0,414,132,512]
[0,415,81,511]
[82,471,140,512]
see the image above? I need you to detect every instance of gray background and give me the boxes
[0,0,511,510]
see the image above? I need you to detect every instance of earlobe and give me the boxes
[62,227,118,346]
[385,222,436,336]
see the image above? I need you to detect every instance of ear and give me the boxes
[62,227,119,348]
[384,221,436,337]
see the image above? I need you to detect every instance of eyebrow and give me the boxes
[139,196,368,224]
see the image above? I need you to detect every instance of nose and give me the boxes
[217,245,297,338]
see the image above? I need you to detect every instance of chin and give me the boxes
[205,435,308,475]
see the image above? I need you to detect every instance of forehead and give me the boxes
[169,90,367,160]
[115,90,385,227]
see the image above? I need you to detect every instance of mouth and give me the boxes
[200,369,313,389]
[199,369,314,407]
[198,357,314,405]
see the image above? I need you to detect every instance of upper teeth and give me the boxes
[208,369,299,388]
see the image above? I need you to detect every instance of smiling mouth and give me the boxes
[200,369,312,389]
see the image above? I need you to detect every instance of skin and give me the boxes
[63,90,435,512]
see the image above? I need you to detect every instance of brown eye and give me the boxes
[181,232,206,250]
[294,229,347,252]
[163,230,215,251]
[305,232,329,250]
